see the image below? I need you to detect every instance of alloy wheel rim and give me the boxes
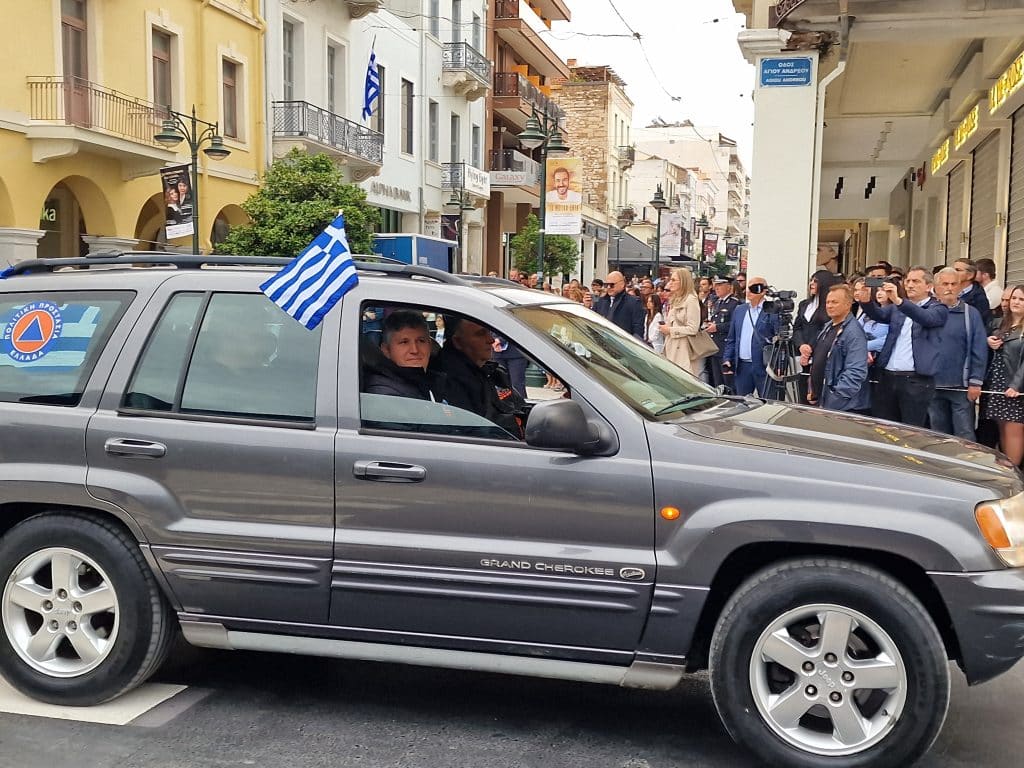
[748,603,907,756]
[2,547,120,677]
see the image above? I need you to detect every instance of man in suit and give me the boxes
[722,276,780,397]
[593,270,645,340]
[953,258,992,326]
[860,266,948,427]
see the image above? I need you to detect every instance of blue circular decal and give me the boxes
[3,301,64,363]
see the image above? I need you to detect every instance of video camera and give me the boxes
[760,287,798,316]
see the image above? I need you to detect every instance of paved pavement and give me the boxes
[2,640,1022,768]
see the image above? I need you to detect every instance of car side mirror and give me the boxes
[524,399,605,455]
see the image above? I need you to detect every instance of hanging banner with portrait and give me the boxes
[725,242,740,263]
[702,232,720,260]
[659,213,683,259]
[160,164,195,240]
[544,157,583,235]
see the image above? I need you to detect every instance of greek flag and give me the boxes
[260,214,359,330]
[362,42,380,121]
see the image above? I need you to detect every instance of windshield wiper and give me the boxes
[655,394,717,416]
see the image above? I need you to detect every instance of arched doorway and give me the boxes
[211,204,249,250]
[37,176,115,258]
[0,177,15,226]
[133,194,168,250]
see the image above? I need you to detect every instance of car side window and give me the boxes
[124,292,322,422]
[357,302,545,442]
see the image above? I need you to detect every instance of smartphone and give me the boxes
[865,276,885,288]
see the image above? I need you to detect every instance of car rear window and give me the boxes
[0,291,133,406]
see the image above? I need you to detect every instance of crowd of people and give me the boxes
[367,258,1020,462]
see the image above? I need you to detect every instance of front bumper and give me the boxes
[930,568,1024,685]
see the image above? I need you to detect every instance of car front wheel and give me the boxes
[709,558,950,768]
[0,512,175,706]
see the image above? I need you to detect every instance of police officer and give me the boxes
[705,277,740,389]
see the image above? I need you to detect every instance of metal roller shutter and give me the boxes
[970,133,999,262]
[946,163,966,262]
[1008,109,1024,286]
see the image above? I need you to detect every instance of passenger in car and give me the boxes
[432,316,528,437]
[363,310,447,401]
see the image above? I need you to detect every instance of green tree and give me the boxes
[214,148,381,258]
[508,214,579,278]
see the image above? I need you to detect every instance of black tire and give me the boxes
[708,558,949,768]
[0,512,175,706]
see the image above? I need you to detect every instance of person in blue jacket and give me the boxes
[802,284,870,412]
[929,267,988,441]
[722,277,780,397]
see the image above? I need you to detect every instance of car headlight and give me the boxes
[976,492,1024,567]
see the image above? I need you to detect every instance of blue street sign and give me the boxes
[759,57,813,87]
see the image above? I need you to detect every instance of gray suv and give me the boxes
[3,253,1024,768]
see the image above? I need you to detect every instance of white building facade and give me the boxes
[263,0,490,271]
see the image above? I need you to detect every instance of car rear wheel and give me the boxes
[709,558,949,768]
[0,512,175,706]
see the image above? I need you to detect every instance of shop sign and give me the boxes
[954,105,979,150]
[368,181,413,203]
[490,170,532,187]
[759,57,813,88]
[39,200,59,230]
[463,165,491,198]
[931,138,950,175]
[990,49,1024,115]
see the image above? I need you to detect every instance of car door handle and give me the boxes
[104,438,167,458]
[353,460,426,482]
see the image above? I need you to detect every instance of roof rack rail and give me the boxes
[1,251,475,286]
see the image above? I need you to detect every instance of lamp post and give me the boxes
[517,110,570,280]
[611,229,623,271]
[649,184,668,281]
[444,170,475,274]
[154,106,231,254]
[695,213,710,276]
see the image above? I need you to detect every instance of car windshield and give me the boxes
[511,303,718,417]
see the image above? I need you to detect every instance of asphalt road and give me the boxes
[1,640,1022,768]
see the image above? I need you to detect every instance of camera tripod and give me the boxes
[762,321,804,402]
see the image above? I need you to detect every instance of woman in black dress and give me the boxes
[984,285,1024,465]
[793,269,842,404]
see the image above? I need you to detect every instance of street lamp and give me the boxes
[695,213,711,276]
[154,105,231,254]
[517,109,570,280]
[649,184,668,280]
[444,179,476,274]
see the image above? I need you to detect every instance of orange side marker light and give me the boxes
[660,506,681,521]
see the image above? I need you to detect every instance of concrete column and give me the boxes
[82,236,140,255]
[485,191,504,276]
[739,30,819,292]
[0,228,44,269]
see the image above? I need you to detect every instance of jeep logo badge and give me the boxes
[619,567,646,581]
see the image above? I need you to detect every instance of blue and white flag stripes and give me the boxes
[260,214,359,330]
[362,42,380,121]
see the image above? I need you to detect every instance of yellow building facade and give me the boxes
[0,0,265,266]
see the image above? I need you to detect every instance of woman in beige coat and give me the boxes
[659,268,702,375]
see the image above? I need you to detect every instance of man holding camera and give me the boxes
[723,277,780,397]
[860,266,948,427]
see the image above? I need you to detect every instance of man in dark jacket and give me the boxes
[930,267,988,441]
[860,266,948,426]
[592,270,645,339]
[705,277,740,388]
[722,277,780,397]
[954,258,992,327]
[802,284,870,412]
[363,310,446,401]
[433,317,528,438]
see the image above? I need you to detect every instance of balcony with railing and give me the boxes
[488,148,541,188]
[442,42,492,101]
[493,0,570,80]
[493,72,565,128]
[343,0,385,19]
[272,101,383,180]
[25,76,176,172]
[617,144,635,169]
